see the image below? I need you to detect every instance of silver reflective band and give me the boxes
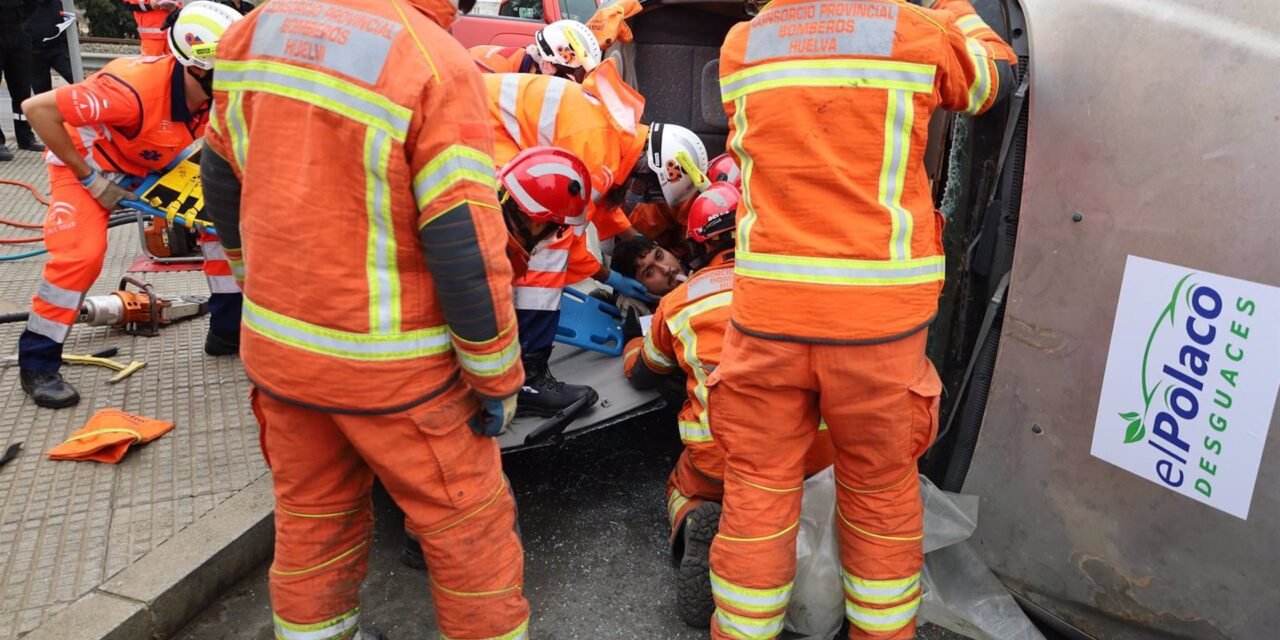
[965,39,993,115]
[721,62,936,101]
[454,340,520,374]
[206,275,242,294]
[200,242,228,261]
[273,611,360,640]
[26,314,73,344]
[845,595,920,632]
[499,75,524,144]
[715,609,786,639]
[37,280,84,311]
[412,147,495,210]
[843,571,920,603]
[883,89,913,260]
[528,248,569,272]
[513,286,563,311]
[711,571,792,611]
[537,79,566,146]
[216,65,410,139]
[736,252,944,285]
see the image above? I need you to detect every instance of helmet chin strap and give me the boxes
[187,67,215,98]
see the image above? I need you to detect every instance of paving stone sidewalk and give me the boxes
[0,116,267,638]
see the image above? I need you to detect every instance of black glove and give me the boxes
[622,308,643,345]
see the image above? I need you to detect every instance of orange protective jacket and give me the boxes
[624,251,735,478]
[586,0,642,49]
[485,60,646,242]
[719,0,1015,342]
[204,0,523,413]
[121,0,170,47]
[53,56,206,178]
[469,45,538,74]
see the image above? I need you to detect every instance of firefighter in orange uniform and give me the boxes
[624,182,835,628]
[199,0,531,637]
[707,0,1016,638]
[122,0,178,56]
[16,1,243,409]
[470,19,601,82]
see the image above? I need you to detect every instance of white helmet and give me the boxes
[646,123,709,207]
[169,1,242,70]
[533,20,603,75]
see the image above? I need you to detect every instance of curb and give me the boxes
[24,474,275,640]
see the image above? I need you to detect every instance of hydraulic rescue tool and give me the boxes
[0,276,208,337]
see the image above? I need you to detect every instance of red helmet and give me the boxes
[706,153,741,189]
[686,182,740,243]
[498,146,592,226]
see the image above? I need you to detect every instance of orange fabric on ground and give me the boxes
[252,386,529,639]
[46,408,174,463]
[707,328,940,640]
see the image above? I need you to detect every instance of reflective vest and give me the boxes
[470,45,538,74]
[718,0,1016,342]
[205,0,522,413]
[513,227,602,313]
[54,56,205,178]
[627,251,735,478]
[485,61,647,222]
[122,0,170,44]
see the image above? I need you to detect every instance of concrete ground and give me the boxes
[0,114,267,637]
[178,412,966,640]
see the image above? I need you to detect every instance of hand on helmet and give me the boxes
[80,171,135,210]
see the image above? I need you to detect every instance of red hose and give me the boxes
[0,236,44,244]
[1,178,51,229]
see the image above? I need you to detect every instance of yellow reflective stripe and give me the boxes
[730,97,757,253]
[720,59,936,101]
[717,519,798,544]
[667,489,691,528]
[418,482,506,537]
[736,251,944,287]
[273,607,360,640]
[845,592,921,633]
[228,256,246,282]
[441,619,529,640]
[412,145,498,211]
[837,505,924,542]
[62,428,142,444]
[430,575,523,598]
[364,128,400,335]
[964,39,995,115]
[453,335,520,377]
[242,297,451,361]
[714,607,787,640]
[843,570,922,605]
[642,333,676,370]
[215,59,412,141]
[710,570,792,614]
[818,420,828,431]
[271,540,368,577]
[956,14,988,36]
[880,89,915,261]
[227,89,249,170]
[835,470,913,495]
[278,506,363,519]
[668,291,732,441]
[679,420,714,443]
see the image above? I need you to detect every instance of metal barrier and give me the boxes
[82,51,124,75]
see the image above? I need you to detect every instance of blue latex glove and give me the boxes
[469,394,518,437]
[604,269,651,300]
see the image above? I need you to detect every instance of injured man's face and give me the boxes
[634,244,687,296]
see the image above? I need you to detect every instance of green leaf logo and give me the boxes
[1119,411,1145,444]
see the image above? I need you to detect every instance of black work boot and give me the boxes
[400,531,426,571]
[0,144,13,162]
[517,348,598,418]
[15,122,45,152]
[20,369,81,409]
[676,501,721,628]
[204,330,240,356]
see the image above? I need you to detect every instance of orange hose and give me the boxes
[1,178,51,229]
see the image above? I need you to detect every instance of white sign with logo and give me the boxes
[1091,256,1280,520]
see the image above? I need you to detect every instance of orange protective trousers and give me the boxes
[251,383,530,640]
[707,326,941,640]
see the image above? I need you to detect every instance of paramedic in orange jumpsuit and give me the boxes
[624,181,835,628]
[16,1,244,409]
[707,1,1016,638]
[199,0,530,638]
